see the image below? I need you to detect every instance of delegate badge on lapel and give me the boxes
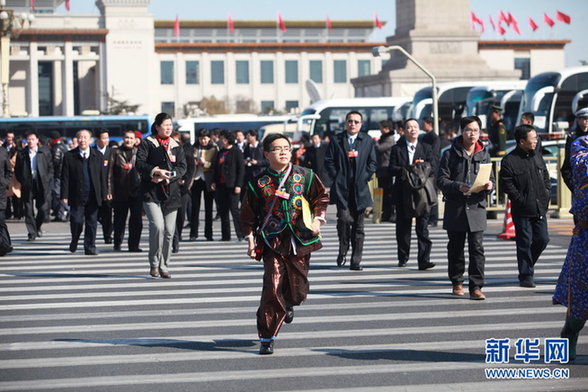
[348,150,358,158]
[103,160,109,167]
[275,189,291,199]
[169,153,176,163]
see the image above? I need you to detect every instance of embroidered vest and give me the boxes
[248,165,319,246]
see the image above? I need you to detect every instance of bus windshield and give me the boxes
[519,72,561,132]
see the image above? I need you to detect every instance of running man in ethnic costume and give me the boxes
[240,133,329,355]
[553,134,588,360]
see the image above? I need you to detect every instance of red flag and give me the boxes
[277,12,286,32]
[556,10,571,24]
[65,0,70,11]
[511,21,521,35]
[227,14,235,33]
[506,12,514,26]
[173,14,180,37]
[374,14,384,29]
[489,16,496,31]
[470,11,478,28]
[498,11,507,24]
[497,24,506,35]
[543,13,555,27]
[326,16,333,31]
[528,17,539,32]
[31,0,35,11]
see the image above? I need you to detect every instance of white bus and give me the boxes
[176,114,293,143]
[517,66,588,135]
[465,80,526,132]
[296,97,412,140]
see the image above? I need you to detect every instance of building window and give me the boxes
[161,101,175,115]
[514,57,531,80]
[285,60,298,84]
[357,60,371,77]
[186,61,199,84]
[260,60,274,84]
[285,100,299,112]
[236,60,250,84]
[160,61,174,85]
[211,60,225,84]
[38,62,54,116]
[309,60,323,83]
[261,100,275,114]
[334,60,347,83]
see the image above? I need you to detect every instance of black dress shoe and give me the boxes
[398,260,407,267]
[84,250,98,255]
[520,280,536,288]
[350,265,363,271]
[129,248,143,252]
[36,230,43,238]
[113,244,122,251]
[172,247,179,253]
[69,243,77,253]
[27,233,36,241]
[285,307,294,324]
[104,238,113,244]
[259,341,274,355]
[0,244,13,256]
[189,236,198,241]
[418,262,436,271]
[206,237,214,241]
[336,254,347,267]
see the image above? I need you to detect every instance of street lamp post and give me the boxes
[372,45,439,135]
[0,0,34,117]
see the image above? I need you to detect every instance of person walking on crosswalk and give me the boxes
[240,133,329,355]
[437,116,494,300]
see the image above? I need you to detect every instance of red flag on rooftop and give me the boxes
[498,10,507,24]
[173,14,180,37]
[489,15,496,31]
[326,16,333,31]
[529,17,539,32]
[65,0,70,11]
[227,14,235,33]
[511,20,521,35]
[497,24,506,35]
[31,0,35,11]
[374,14,384,29]
[556,10,571,24]
[543,13,555,27]
[506,12,514,26]
[277,12,287,32]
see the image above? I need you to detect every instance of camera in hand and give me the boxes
[167,171,177,178]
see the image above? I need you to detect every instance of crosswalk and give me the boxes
[0,218,586,391]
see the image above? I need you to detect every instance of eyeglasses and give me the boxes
[269,146,292,153]
[347,120,362,124]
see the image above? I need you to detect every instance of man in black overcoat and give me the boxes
[61,129,108,255]
[389,118,436,271]
[325,111,377,271]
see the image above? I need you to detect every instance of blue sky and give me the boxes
[59,0,587,66]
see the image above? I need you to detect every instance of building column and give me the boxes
[98,42,107,112]
[62,41,75,116]
[28,41,39,117]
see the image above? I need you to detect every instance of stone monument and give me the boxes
[352,0,521,97]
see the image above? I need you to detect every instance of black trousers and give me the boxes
[190,179,214,239]
[395,206,432,268]
[98,200,113,242]
[112,198,143,250]
[216,183,243,240]
[336,206,365,268]
[23,180,49,236]
[513,216,549,284]
[0,209,11,248]
[69,198,99,253]
[447,230,485,291]
[377,175,395,222]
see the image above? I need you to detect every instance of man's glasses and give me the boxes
[269,146,292,153]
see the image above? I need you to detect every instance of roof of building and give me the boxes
[154,20,384,29]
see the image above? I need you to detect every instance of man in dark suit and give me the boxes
[243,129,266,188]
[325,111,377,271]
[0,146,13,256]
[93,129,113,244]
[389,118,436,270]
[420,116,441,227]
[61,129,108,255]
[305,133,331,187]
[15,131,54,241]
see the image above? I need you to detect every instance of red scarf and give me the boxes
[156,135,170,151]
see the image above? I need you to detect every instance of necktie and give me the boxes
[409,144,415,152]
[349,137,355,149]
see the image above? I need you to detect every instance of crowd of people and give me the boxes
[1,107,587,356]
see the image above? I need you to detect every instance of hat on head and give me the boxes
[490,105,503,113]
[134,131,142,139]
[49,131,61,140]
[575,107,588,119]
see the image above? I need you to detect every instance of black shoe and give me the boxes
[336,254,347,267]
[189,236,198,241]
[172,247,179,253]
[350,265,363,271]
[418,262,436,271]
[129,248,143,252]
[27,233,36,241]
[285,307,294,324]
[206,237,214,241]
[37,230,43,238]
[259,341,274,355]
[398,260,407,267]
[113,244,122,251]
[69,243,77,253]
[0,245,13,256]
[104,237,112,244]
[85,249,98,255]
[520,280,536,288]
